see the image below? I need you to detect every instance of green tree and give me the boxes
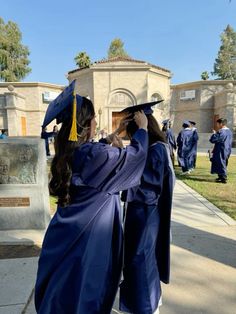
[108,38,130,59]
[212,24,236,80]
[74,51,91,68]
[201,71,209,80]
[0,17,31,82]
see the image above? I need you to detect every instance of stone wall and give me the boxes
[0,137,50,230]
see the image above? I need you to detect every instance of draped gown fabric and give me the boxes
[188,128,199,169]
[165,128,177,165]
[34,129,148,314]
[120,142,175,314]
[209,127,233,177]
[177,128,196,172]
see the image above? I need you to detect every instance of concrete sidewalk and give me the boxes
[0,180,236,314]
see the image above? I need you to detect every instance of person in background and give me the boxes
[35,80,149,314]
[0,129,8,139]
[189,121,199,170]
[48,125,59,145]
[41,127,53,156]
[177,121,196,174]
[209,118,232,183]
[52,125,59,138]
[119,103,175,314]
[162,119,177,166]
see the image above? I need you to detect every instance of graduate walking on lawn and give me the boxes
[177,121,197,174]
[119,103,175,314]
[189,121,199,170]
[209,118,233,183]
[162,119,177,166]
[34,80,150,314]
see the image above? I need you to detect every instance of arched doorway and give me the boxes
[107,89,136,133]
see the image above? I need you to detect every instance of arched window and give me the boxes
[151,93,162,102]
[109,92,134,107]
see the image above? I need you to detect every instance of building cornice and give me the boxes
[171,80,236,89]
[68,57,171,76]
[0,82,64,89]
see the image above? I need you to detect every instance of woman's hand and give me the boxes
[116,115,133,135]
[134,111,148,131]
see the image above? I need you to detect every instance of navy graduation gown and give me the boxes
[35,129,148,314]
[209,127,232,177]
[120,142,175,314]
[188,128,199,168]
[166,128,177,153]
[165,128,177,165]
[177,128,195,171]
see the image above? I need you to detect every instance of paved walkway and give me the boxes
[0,180,236,314]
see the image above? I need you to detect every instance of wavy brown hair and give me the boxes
[126,114,166,145]
[49,97,95,207]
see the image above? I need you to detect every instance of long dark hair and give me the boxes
[49,97,95,207]
[126,114,166,145]
[162,124,168,132]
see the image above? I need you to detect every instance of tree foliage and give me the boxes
[0,17,31,82]
[108,38,130,59]
[201,71,209,80]
[212,25,236,80]
[74,51,91,68]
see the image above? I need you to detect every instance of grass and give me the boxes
[175,156,236,220]
[50,195,57,215]
[48,156,236,220]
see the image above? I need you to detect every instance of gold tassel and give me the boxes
[68,91,78,141]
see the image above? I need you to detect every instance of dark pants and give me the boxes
[45,140,50,156]
[217,158,229,181]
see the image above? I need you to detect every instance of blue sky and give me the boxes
[1,0,235,85]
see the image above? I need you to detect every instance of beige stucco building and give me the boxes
[170,80,236,146]
[0,82,63,136]
[67,57,172,132]
[1,59,235,147]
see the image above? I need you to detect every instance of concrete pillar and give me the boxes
[5,92,19,136]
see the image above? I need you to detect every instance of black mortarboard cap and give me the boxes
[42,80,83,128]
[183,120,191,127]
[162,119,170,125]
[120,100,164,115]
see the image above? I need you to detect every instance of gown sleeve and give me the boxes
[209,131,226,144]
[142,145,166,194]
[77,129,148,194]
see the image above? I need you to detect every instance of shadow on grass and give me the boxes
[0,245,41,259]
[176,175,215,183]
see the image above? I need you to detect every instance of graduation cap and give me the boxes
[183,120,191,127]
[120,100,164,115]
[42,80,83,142]
[162,119,170,125]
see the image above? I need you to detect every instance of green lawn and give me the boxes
[50,195,57,215]
[48,156,236,220]
[175,156,236,220]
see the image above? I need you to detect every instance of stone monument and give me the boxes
[0,137,51,229]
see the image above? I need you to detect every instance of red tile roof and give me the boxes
[68,56,171,74]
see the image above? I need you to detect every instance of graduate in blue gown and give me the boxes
[119,104,175,314]
[40,127,53,156]
[209,118,232,183]
[189,121,199,170]
[162,119,176,166]
[177,121,196,174]
[34,81,150,314]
